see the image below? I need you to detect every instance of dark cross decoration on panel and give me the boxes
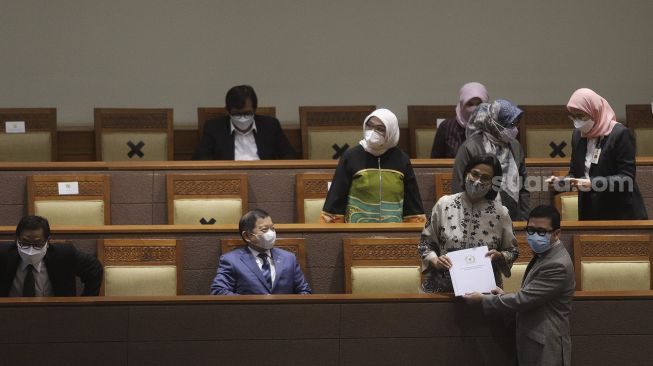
[332,143,349,159]
[199,217,217,225]
[127,140,145,159]
[549,141,567,158]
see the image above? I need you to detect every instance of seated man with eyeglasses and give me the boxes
[210,209,311,295]
[464,205,575,366]
[0,215,103,297]
[193,84,297,160]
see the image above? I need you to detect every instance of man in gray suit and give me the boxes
[465,205,575,366]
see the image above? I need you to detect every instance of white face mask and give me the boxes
[254,230,276,250]
[230,115,255,130]
[17,242,48,265]
[364,129,385,148]
[572,117,595,134]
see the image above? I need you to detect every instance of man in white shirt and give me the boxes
[193,85,297,160]
[0,215,103,297]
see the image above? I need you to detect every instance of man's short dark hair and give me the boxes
[238,209,270,241]
[461,154,503,200]
[225,85,258,112]
[16,215,51,239]
[528,205,561,230]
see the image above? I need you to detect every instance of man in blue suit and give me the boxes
[210,209,312,295]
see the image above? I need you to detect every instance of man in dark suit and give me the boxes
[465,205,575,366]
[193,85,297,160]
[210,209,311,295]
[0,215,103,297]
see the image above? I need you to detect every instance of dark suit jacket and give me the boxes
[568,123,647,220]
[193,115,297,160]
[0,243,103,297]
[483,242,575,366]
[210,246,311,295]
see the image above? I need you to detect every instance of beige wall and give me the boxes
[1,0,652,128]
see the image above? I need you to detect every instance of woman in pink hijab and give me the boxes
[550,88,647,220]
[431,82,489,158]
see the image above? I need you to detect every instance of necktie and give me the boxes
[23,264,36,297]
[258,253,272,289]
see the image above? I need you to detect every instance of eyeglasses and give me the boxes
[255,225,275,233]
[568,113,590,122]
[525,227,555,237]
[231,112,254,118]
[17,239,47,249]
[468,170,493,184]
[364,121,386,134]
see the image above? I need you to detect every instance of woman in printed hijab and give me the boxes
[452,99,530,221]
[431,82,489,158]
[321,108,426,223]
[548,88,647,220]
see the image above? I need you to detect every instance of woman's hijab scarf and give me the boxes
[567,88,618,138]
[456,82,489,128]
[466,100,523,204]
[359,108,400,157]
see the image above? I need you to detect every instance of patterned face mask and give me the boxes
[464,177,491,200]
[499,126,518,143]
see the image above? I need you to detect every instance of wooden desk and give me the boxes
[0,222,652,295]
[2,158,653,227]
[0,292,651,366]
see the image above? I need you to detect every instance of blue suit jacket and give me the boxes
[210,247,311,295]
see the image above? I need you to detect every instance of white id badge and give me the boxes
[591,148,601,164]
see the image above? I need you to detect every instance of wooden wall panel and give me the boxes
[57,130,95,161]
[0,295,651,366]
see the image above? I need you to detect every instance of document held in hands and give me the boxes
[447,245,496,296]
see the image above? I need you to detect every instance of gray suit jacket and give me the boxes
[482,242,575,366]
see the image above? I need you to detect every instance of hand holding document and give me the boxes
[447,246,496,296]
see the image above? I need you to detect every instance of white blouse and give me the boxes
[419,192,519,293]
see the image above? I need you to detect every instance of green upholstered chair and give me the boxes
[551,170,579,221]
[299,105,375,160]
[295,173,333,223]
[221,237,307,273]
[0,108,57,162]
[555,193,579,221]
[167,173,247,225]
[502,237,532,293]
[626,104,653,156]
[573,234,652,291]
[407,105,456,158]
[519,106,573,159]
[27,175,110,225]
[343,237,421,294]
[197,106,277,139]
[98,239,181,296]
[95,108,173,161]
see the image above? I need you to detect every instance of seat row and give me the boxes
[26,172,578,226]
[40,234,653,296]
[1,104,652,161]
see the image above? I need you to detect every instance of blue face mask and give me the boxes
[527,232,552,254]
